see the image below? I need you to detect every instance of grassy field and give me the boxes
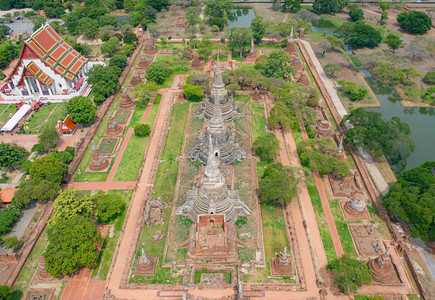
[235,94,250,103]
[329,200,357,257]
[250,103,267,141]
[113,96,161,182]
[130,103,188,284]
[237,64,256,73]
[154,55,190,88]
[0,104,17,123]
[26,103,67,133]
[91,189,134,280]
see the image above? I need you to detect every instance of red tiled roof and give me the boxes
[58,115,76,132]
[25,62,54,87]
[0,189,17,204]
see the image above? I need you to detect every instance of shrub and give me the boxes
[134,124,151,137]
[423,71,435,85]
[397,10,432,34]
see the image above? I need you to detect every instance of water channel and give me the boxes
[309,23,435,173]
[227,8,256,28]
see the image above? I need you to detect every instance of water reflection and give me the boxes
[227,8,255,28]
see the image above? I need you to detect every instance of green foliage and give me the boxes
[337,79,368,101]
[348,4,364,22]
[397,10,432,34]
[109,52,128,70]
[383,161,435,241]
[327,35,346,50]
[30,155,68,184]
[134,123,151,137]
[53,150,74,164]
[204,0,233,18]
[324,63,341,78]
[185,6,200,27]
[0,40,21,70]
[44,215,101,277]
[2,235,18,250]
[182,84,204,101]
[14,178,60,208]
[87,65,121,102]
[38,124,60,151]
[227,27,253,58]
[343,108,415,165]
[313,0,349,15]
[423,71,435,85]
[327,255,372,293]
[256,50,293,79]
[250,16,266,44]
[0,285,22,300]
[282,0,302,12]
[268,102,295,130]
[253,132,280,161]
[0,143,29,169]
[101,37,121,57]
[335,22,382,49]
[258,163,298,206]
[146,61,171,84]
[66,96,97,125]
[95,192,125,224]
[50,190,97,225]
[0,204,20,236]
[385,34,402,52]
[372,62,422,86]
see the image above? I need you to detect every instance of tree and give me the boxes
[145,0,169,11]
[14,178,60,207]
[253,132,280,161]
[101,37,121,57]
[324,63,341,78]
[327,35,345,51]
[269,102,295,131]
[185,6,200,26]
[95,192,125,223]
[182,84,204,101]
[397,10,432,34]
[258,163,298,206]
[327,255,372,293]
[383,161,435,241]
[319,39,332,56]
[250,16,265,44]
[0,203,20,236]
[146,63,169,84]
[204,0,233,18]
[87,65,121,102]
[0,143,29,169]
[44,215,101,277]
[227,27,253,58]
[50,189,97,225]
[348,4,364,22]
[123,32,138,44]
[256,50,293,80]
[109,52,128,70]
[335,22,382,49]
[2,236,18,250]
[282,0,302,13]
[38,124,60,151]
[405,41,429,61]
[313,0,349,15]
[66,96,97,125]
[380,11,388,25]
[30,156,68,184]
[385,34,402,53]
[423,71,435,85]
[378,1,390,12]
[134,123,151,137]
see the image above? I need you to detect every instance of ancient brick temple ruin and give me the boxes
[271,246,292,276]
[143,28,157,55]
[134,248,157,275]
[187,69,247,166]
[245,38,258,62]
[367,247,399,284]
[88,140,109,171]
[195,56,243,122]
[344,193,366,217]
[285,27,297,57]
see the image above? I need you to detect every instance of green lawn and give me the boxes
[113,96,160,182]
[329,200,357,257]
[0,104,17,123]
[212,52,229,61]
[235,94,250,103]
[91,190,134,280]
[237,64,257,73]
[250,103,267,140]
[131,103,188,284]
[23,103,67,134]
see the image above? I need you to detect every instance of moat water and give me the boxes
[227,8,256,28]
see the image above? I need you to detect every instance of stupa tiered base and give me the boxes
[134,257,158,275]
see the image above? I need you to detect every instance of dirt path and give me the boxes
[66,181,136,191]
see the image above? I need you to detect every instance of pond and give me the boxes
[309,19,336,36]
[359,66,435,173]
[227,8,256,28]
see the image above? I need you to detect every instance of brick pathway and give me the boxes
[66,181,136,192]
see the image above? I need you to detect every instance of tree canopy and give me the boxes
[95,192,125,224]
[227,27,253,58]
[313,0,349,15]
[0,143,29,169]
[383,161,435,241]
[66,96,97,125]
[258,163,298,206]
[327,255,372,293]
[38,124,60,151]
[255,50,294,80]
[134,123,151,137]
[385,34,402,52]
[348,4,364,22]
[335,22,382,49]
[29,155,68,184]
[250,16,266,44]
[50,189,97,225]
[14,178,60,208]
[397,10,432,34]
[253,132,281,161]
[269,102,295,131]
[87,65,121,103]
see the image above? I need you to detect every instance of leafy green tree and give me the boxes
[109,52,128,70]
[282,0,302,13]
[380,11,388,25]
[44,215,101,277]
[95,192,125,223]
[335,22,381,49]
[0,203,20,236]
[258,163,298,206]
[50,190,97,225]
[146,63,169,84]
[383,161,435,241]
[253,132,280,161]
[66,96,97,125]
[250,16,265,44]
[227,27,253,58]
[101,37,121,57]
[0,143,29,169]
[397,10,432,34]
[348,4,364,22]
[324,63,341,78]
[14,178,60,207]
[185,6,200,26]
[38,124,60,151]
[313,0,349,15]
[134,123,151,137]
[385,34,402,53]
[123,32,138,44]
[30,156,68,184]
[269,102,295,131]
[204,0,233,18]
[423,71,435,85]
[2,235,18,250]
[87,65,121,102]
[327,255,372,293]
[327,35,346,51]
[256,50,293,80]
[378,1,390,12]
[144,0,169,11]
[183,84,204,101]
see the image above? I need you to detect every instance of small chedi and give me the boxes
[292,54,304,73]
[34,256,54,282]
[187,84,247,165]
[367,247,397,284]
[119,89,135,109]
[285,27,297,57]
[190,47,202,70]
[106,112,123,135]
[183,39,193,59]
[337,136,346,161]
[137,53,150,69]
[344,193,366,217]
[89,140,109,171]
[134,248,157,275]
[246,38,258,62]
[177,147,252,223]
[297,71,310,87]
[143,28,156,54]
[271,246,292,276]
[195,56,243,122]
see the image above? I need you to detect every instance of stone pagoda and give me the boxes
[137,53,150,69]
[89,140,109,171]
[190,47,202,70]
[187,88,247,165]
[297,71,310,86]
[292,49,304,73]
[177,146,252,223]
[246,38,258,62]
[183,39,193,59]
[367,247,396,284]
[143,28,157,54]
[119,89,135,109]
[271,246,292,276]
[337,136,347,161]
[195,56,243,122]
[285,27,297,57]
[106,112,123,135]
[134,248,157,275]
[344,193,366,217]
